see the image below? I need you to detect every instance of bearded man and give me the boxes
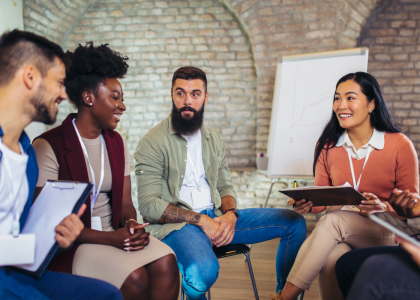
[134,66,307,300]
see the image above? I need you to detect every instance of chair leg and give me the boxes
[244,244,252,262]
[208,288,211,300]
[298,291,305,300]
[244,252,259,300]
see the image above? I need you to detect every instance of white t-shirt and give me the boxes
[0,139,29,235]
[179,129,214,213]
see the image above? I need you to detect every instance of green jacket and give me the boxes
[134,114,237,240]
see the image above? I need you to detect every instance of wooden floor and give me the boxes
[178,238,319,300]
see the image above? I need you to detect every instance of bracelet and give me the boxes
[125,219,138,225]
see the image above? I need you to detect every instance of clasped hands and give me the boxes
[199,212,237,247]
[111,220,150,251]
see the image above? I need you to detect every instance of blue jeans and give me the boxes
[0,268,122,300]
[162,208,306,300]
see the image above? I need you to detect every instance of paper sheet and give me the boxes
[283,182,352,190]
[18,181,88,272]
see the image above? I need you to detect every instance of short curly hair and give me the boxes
[65,42,129,108]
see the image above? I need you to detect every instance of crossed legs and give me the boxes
[162,208,306,300]
[280,210,397,300]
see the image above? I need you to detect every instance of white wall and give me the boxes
[0,0,46,141]
[0,0,23,32]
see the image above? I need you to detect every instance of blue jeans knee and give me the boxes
[182,262,219,300]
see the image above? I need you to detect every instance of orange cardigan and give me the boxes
[311,132,419,216]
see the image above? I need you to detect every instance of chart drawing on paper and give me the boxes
[287,65,334,129]
[291,93,332,128]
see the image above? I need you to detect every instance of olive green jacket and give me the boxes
[134,114,237,240]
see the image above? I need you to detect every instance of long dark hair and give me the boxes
[312,72,401,175]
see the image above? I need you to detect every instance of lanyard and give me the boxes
[346,146,373,191]
[72,119,104,213]
[0,138,26,236]
[186,139,202,192]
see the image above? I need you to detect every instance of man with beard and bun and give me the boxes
[135,66,307,300]
[0,30,122,300]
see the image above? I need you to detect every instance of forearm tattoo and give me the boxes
[159,204,201,224]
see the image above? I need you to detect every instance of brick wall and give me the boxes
[25,0,258,167]
[225,0,382,153]
[23,0,420,228]
[359,0,420,165]
[24,0,385,166]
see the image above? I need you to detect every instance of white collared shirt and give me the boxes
[336,128,385,159]
[179,129,214,213]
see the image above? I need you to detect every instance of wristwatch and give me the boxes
[224,208,239,219]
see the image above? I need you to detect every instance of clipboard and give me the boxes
[280,186,367,206]
[9,180,92,278]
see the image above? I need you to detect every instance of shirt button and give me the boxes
[181,175,184,178]
[186,145,188,147]
[140,171,143,174]
[184,159,186,162]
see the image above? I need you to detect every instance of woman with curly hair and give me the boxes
[32,42,180,300]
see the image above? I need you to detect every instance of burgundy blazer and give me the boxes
[35,113,125,273]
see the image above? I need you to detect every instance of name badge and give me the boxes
[91,216,103,231]
[191,189,211,210]
[0,234,35,266]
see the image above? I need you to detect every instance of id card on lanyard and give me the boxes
[347,145,373,192]
[342,146,373,212]
[0,139,35,266]
[72,119,104,231]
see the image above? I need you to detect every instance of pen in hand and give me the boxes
[292,181,297,209]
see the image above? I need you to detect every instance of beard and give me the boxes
[30,84,58,125]
[171,100,205,136]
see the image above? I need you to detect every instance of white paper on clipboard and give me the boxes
[18,181,89,272]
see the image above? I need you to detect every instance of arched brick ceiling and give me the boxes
[23,0,384,157]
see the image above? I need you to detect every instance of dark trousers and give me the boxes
[0,268,122,300]
[336,246,420,300]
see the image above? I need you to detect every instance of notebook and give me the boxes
[280,183,367,207]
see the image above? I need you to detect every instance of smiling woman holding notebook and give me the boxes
[270,72,419,300]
